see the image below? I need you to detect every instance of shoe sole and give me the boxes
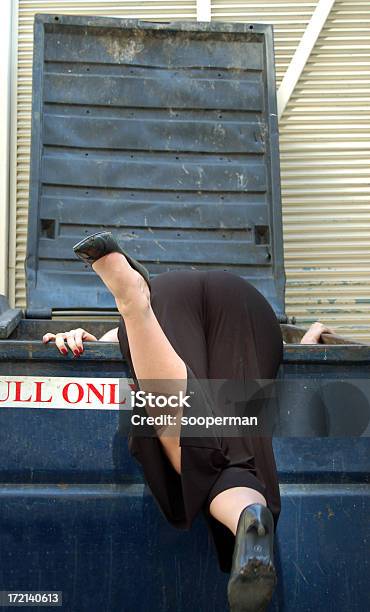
[72,231,151,289]
[228,558,277,612]
[72,231,112,251]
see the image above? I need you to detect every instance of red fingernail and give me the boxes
[79,348,84,354]
[61,348,68,355]
[73,350,80,356]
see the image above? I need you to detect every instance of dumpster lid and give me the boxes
[26,14,286,319]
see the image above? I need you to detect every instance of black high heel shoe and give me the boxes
[73,231,150,289]
[227,503,277,612]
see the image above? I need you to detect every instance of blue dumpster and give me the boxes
[0,14,368,612]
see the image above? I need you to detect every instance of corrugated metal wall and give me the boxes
[280,0,370,341]
[13,1,370,341]
[212,1,370,341]
[211,1,317,86]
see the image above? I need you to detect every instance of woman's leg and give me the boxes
[209,487,267,535]
[92,252,186,384]
[92,252,186,472]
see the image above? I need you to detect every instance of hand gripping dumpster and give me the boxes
[0,14,369,612]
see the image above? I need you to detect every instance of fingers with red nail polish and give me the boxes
[41,328,97,355]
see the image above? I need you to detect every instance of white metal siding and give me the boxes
[212,0,370,341]
[280,0,370,341]
[211,1,318,86]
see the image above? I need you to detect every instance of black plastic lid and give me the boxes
[26,15,286,319]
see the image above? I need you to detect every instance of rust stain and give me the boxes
[327,506,335,519]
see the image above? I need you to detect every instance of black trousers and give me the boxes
[117,269,283,573]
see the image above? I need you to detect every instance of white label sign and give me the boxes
[0,376,137,410]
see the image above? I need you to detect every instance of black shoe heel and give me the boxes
[72,231,150,289]
[228,503,277,612]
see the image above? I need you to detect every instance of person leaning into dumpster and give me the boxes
[41,232,335,612]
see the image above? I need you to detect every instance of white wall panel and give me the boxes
[212,1,370,341]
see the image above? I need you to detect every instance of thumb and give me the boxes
[82,331,98,341]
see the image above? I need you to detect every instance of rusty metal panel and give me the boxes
[26,14,285,318]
